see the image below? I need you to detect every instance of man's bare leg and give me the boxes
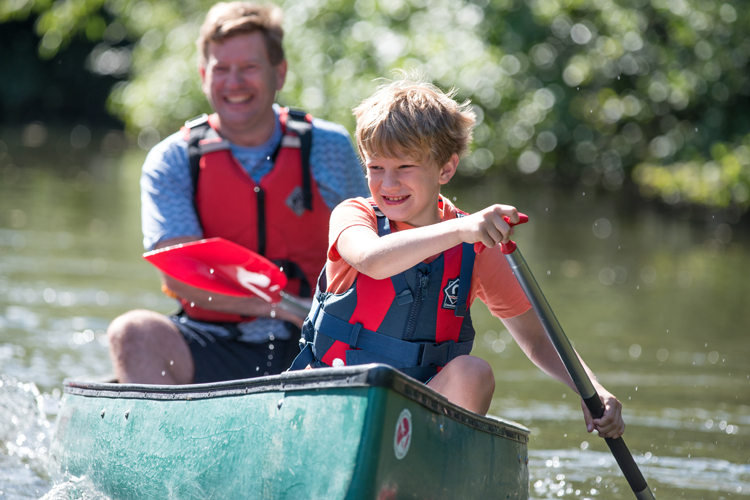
[107,309,194,384]
[427,355,495,415]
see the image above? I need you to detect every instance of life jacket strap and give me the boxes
[312,309,473,368]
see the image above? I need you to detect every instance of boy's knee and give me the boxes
[446,355,495,386]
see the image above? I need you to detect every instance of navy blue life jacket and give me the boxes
[290,198,476,383]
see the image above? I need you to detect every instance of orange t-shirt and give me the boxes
[326,197,531,319]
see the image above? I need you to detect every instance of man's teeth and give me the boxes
[226,95,250,103]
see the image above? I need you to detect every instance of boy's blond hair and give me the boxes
[353,75,476,167]
[197,2,284,67]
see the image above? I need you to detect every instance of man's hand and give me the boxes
[458,205,519,248]
[580,389,625,439]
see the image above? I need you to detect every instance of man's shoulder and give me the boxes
[144,130,189,169]
[309,115,354,143]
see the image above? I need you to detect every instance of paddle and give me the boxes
[143,237,311,320]
[477,214,655,500]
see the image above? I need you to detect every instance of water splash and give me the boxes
[0,375,58,498]
[39,476,112,500]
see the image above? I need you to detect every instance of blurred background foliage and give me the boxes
[2,0,750,214]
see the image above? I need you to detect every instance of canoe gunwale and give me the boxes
[63,363,529,443]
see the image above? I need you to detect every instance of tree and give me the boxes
[3,0,749,211]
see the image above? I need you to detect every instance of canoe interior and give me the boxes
[49,363,530,499]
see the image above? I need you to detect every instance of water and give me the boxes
[1,133,748,499]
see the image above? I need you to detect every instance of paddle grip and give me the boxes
[473,213,529,255]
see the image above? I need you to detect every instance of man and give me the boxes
[107,2,367,385]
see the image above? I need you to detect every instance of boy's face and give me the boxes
[364,153,458,227]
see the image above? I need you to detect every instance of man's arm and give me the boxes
[501,309,625,438]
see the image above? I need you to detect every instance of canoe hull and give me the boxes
[49,364,529,499]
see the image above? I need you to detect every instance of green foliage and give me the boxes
[4,0,750,210]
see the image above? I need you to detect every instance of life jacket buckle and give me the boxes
[419,340,454,367]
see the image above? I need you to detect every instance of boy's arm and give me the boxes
[501,309,625,439]
[337,204,520,280]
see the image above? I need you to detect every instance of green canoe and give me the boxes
[49,364,530,499]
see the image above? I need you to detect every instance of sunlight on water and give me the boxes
[0,146,747,498]
[530,449,750,499]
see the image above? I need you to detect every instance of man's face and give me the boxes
[200,32,287,131]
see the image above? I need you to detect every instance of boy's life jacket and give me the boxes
[172,108,330,324]
[290,199,476,383]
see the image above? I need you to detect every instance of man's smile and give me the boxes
[225,94,252,104]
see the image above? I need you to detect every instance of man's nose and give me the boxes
[227,66,243,85]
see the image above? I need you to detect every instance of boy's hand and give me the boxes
[580,389,625,439]
[459,205,520,248]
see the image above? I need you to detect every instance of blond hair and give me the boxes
[197,2,284,67]
[353,75,476,167]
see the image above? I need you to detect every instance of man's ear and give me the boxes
[438,154,460,185]
[199,65,207,94]
[275,59,288,92]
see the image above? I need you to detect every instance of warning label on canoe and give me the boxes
[393,409,412,460]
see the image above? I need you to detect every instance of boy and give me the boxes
[292,76,624,439]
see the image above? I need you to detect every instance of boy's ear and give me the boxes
[438,154,460,185]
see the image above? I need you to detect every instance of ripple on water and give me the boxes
[531,448,750,498]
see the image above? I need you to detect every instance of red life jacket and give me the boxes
[290,198,476,383]
[176,109,330,323]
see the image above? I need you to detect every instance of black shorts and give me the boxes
[170,314,300,384]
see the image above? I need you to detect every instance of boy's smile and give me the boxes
[365,154,458,227]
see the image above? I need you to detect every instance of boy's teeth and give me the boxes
[385,196,406,201]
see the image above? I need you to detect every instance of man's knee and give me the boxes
[108,309,170,353]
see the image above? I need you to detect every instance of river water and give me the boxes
[0,131,748,499]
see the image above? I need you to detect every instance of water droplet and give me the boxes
[617,76,620,80]
[170,360,174,365]
[161,371,166,376]
[208,296,212,301]
[266,156,271,161]
[190,302,195,307]
[547,270,551,275]
[209,268,214,274]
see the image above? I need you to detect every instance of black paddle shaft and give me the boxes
[504,248,656,500]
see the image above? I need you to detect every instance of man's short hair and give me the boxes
[197,2,285,67]
[353,75,476,167]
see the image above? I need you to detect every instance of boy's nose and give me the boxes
[381,170,400,190]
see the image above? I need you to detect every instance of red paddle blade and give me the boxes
[143,238,287,303]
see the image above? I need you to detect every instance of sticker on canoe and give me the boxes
[393,409,412,460]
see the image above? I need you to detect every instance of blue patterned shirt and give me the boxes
[140,106,368,343]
